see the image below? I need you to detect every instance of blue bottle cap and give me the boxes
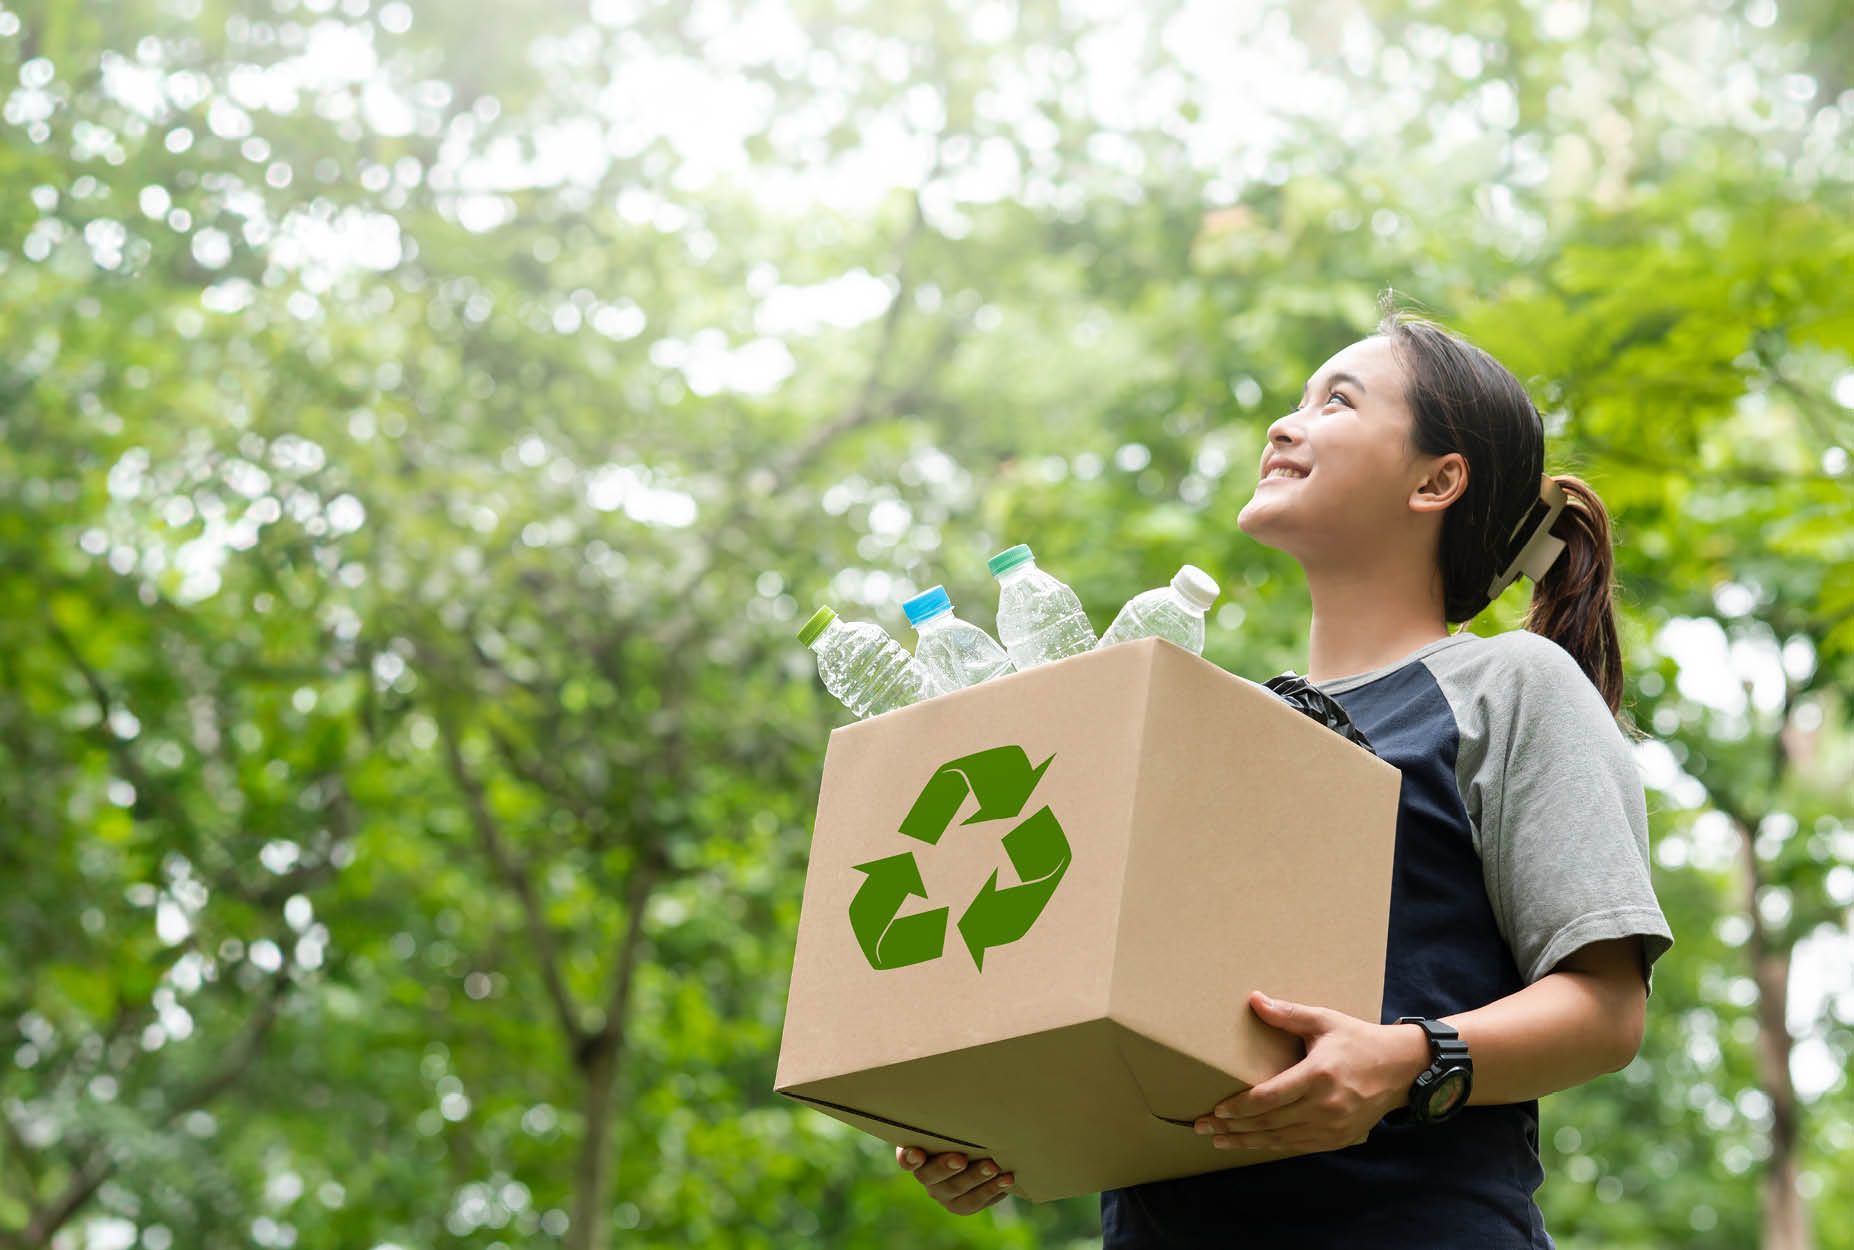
[903,585,953,627]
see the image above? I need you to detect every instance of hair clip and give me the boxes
[1485,474,1568,599]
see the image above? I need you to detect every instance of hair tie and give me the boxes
[1485,474,1568,599]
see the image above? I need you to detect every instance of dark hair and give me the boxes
[1378,311,1624,714]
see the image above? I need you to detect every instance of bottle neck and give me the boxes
[913,610,954,632]
[996,561,1038,585]
[809,618,846,651]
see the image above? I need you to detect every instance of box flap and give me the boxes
[781,1017,1295,1203]
[778,1091,990,1155]
[1108,1024,1269,1123]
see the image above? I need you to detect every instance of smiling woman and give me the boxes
[898,310,1674,1248]
[1240,313,1624,712]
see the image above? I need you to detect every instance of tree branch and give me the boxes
[43,618,218,853]
[34,996,150,1114]
[164,974,288,1120]
[436,711,588,1051]
[11,975,288,1248]
[14,1152,111,1249]
[590,855,659,1063]
[654,182,943,656]
[756,183,932,499]
[228,774,359,910]
[0,1105,44,1201]
[486,723,605,839]
[44,620,150,808]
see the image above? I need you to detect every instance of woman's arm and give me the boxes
[1448,935,1646,1103]
[1199,937,1647,1153]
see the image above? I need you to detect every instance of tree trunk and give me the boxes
[563,861,655,1250]
[1736,820,1811,1250]
[566,1040,618,1250]
[1750,943,1808,1250]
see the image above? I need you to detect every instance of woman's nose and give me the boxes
[1265,411,1302,446]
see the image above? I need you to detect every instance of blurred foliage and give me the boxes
[0,0,1851,1247]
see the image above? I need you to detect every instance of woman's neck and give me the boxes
[1303,555,1451,684]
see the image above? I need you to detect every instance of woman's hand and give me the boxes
[896,1147,1014,1214]
[1195,992,1429,1154]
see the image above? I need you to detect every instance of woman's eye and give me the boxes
[1326,390,1351,407]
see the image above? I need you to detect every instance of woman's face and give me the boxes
[1237,335,1444,566]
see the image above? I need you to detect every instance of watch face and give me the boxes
[1424,1070,1471,1120]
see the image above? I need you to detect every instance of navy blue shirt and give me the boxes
[1101,634,1670,1248]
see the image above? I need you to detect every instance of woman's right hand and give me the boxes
[896,1146,1014,1214]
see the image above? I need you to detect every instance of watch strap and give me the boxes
[1397,1015,1471,1065]
[1387,1016,1473,1125]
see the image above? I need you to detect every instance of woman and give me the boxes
[894,312,1673,1246]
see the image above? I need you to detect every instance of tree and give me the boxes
[2,0,1850,1246]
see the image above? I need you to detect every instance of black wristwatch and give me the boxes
[1387,1017,1473,1125]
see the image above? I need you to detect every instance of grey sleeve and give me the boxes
[1441,633,1673,988]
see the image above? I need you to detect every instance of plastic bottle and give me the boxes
[988,544,1097,671]
[797,606,947,718]
[1095,564,1221,655]
[903,585,1016,691]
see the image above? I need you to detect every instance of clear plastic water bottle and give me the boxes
[1095,564,1220,655]
[797,606,947,718]
[988,544,1097,671]
[903,585,1016,691]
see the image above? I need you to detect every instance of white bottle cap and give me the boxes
[1170,564,1220,611]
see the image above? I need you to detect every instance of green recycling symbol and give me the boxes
[849,746,1071,972]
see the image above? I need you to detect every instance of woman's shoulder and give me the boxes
[1427,629,1615,726]
[1441,628,1590,682]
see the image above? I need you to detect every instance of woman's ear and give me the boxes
[1409,452,1468,513]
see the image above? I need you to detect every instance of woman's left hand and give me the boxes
[1195,991,1432,1154]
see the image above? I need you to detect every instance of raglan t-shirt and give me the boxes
[1100,629,1673,1249]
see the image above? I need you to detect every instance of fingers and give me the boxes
[1195,1102,1309,1151]
[897,1149,1015,1214]
[1212,1063,1312,1123]
[1196,1105,1295,1135]
[930,1156,1003,1201]
[1249,990,1334,1039]
[1195,1057,1318,1150]
[945,1169,1014,1214]
[907,1151,973,1188]
[1205,1126,1314,1152]
[1191,999,1397,1156]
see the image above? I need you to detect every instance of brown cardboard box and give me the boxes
[774,638,1401,1202]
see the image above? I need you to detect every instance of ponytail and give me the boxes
[1378,311,1627,716]
[1525,474,1623,714]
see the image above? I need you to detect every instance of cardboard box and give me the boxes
[775,638,1401,1202]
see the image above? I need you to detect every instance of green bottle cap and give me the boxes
[987,544,1035,578]
[797,605,837,647]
